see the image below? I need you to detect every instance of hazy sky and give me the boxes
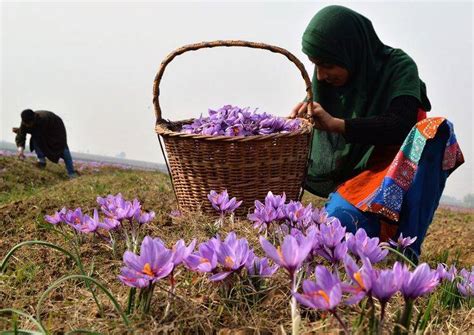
[1,1,473,198]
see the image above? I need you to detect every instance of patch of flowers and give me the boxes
[181,105,302,136]
[41,190,474,334]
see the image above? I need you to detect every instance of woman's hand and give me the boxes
[289,102,345,134]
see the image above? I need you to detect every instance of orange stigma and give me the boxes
[277,246,284,261]
[224,256,234,269]
[354,271,365,290]
[199,257,210,264]
[317,290,330,303]
[142,263,154,276]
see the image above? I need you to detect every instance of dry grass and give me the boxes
[0,155,472,334]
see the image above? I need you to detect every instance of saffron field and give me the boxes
[0,154,472,334]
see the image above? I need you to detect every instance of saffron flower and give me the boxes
[171,239,197,266]
[342,254,374,304]
[371,262,404,304]
[245,251,279,277]
[457,266,474,297]
[209,232,251,281]
[389,233,417,249]
[259,230,314,277]
[294,265,342,311]
[44,207,66,225]
[184,240,218,273]
[248,191,286,232]
[313,219,348,263]
[284,201,313,230]
[207,190,242,215]
[134,210,156,225]
[311,207,335,225]
[400,263,439,299]
[118,236,174,288]
[436,263,457,282]
[345,229,388,263]
[181,105,302,136]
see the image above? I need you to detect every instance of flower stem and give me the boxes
[331,310,349,335]
[290,272,300,335]
[126,287,136,315]
[377,301,386,335]
[395,298,414,335]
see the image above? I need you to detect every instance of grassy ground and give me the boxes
[0,155,473,334]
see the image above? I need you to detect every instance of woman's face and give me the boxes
[309,57,349,87]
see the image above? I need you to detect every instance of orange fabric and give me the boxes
[337,145,399,210]
[338,109,428,214]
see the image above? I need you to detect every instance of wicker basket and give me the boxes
[154,40,314,216]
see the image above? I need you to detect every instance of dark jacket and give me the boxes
[15,111,68,163]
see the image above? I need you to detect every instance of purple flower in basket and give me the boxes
[180,105,302,136]
[345,229,388,263]
[208,190,242,215]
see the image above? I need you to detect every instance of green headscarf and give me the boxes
[302,5,431,197]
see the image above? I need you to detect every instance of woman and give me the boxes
[291,5,464,261]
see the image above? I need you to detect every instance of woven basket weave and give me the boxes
[154,40,314,216]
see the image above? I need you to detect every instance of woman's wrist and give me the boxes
[331,118,346,134]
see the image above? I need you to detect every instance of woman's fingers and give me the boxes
[290,102,307,118]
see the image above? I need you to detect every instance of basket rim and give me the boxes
[155,117,313,141]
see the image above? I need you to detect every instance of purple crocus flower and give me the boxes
[62,208,85,227]
[184,240,218,273]
[259,230,315,277]
[342,254,374,304]
[265,191,286,210]
[400,263,440,299]
[134,210,156,225]
[313,220,348,263]
[209,232,251,281]
[118,236,174,288]
[345,229,389,263]
[171,239,197,266]
[99,217,121,231]
[248,201,281,232]
[180,105,302,136]
[371,262,404,304]
[311,207,335,225]
[284,201,313,229]
[207,190,242,215]
[436,263,457,282]
[169,209,183,218]
[389,233,417,249]
[44,207,66,225]
[294,265,342,311]
[457,266,474,297]
[245,251,279,277]
[69,209,101,234]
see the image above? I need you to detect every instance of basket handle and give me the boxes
[153,40,313,122]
